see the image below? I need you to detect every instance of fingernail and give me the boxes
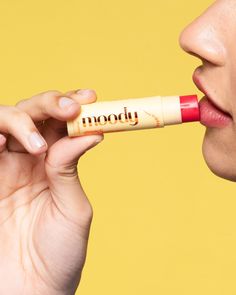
[76,89,94,98]
[90,135,104,148]
[29,131,47,149]
[59,97,76,109]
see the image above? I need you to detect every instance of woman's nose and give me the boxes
[179,13,226,66]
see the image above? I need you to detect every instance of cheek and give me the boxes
[202,125,236,181]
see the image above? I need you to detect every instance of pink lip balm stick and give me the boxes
[67,95,200,137]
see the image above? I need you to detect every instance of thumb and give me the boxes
[44,133,104,225]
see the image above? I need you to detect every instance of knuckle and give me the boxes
[0,104,10,112]
[39,90,63,113]
[15,98,28,109]
[15,90,62,109]
[9,107,31,122]
[41,90,62,100]
[45,160,79,180]
[2,107,33,133]
[58,165,78,178]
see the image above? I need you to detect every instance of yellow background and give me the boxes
[1,0,236,294]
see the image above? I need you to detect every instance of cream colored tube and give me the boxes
[67,95,199,137]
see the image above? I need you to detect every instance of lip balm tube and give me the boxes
[67,95,200,137]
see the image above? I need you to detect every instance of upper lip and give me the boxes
[192,67,232,117]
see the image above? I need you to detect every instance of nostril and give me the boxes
[179,31,225,66]
[179,24,227,66]
[184,50,208,64]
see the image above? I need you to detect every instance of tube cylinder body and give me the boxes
[67,95,199,137]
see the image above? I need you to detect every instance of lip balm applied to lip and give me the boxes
[67,95,200,137]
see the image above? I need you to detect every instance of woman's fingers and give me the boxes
[15,90,81,122]
[6,89,97,153]
[64,89,97,104]
[0,106,48,154]
[42,89,97,147]
[42,89,101,224]
[8,89,80,153]
[45,133,104,226]
[13,89,96,149]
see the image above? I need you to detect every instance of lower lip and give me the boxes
[199,96,232,128]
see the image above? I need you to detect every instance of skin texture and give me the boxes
[179,0,236,181]
[0,89,103,294]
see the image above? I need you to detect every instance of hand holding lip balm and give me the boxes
[67,95,200,137]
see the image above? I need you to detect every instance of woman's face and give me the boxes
[179,0,236,181]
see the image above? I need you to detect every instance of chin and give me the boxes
[202,127,236,182]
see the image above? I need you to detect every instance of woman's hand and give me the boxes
[0,89,103,295]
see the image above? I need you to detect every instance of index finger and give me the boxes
[7,89,98,152]
[15,90,82,122]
